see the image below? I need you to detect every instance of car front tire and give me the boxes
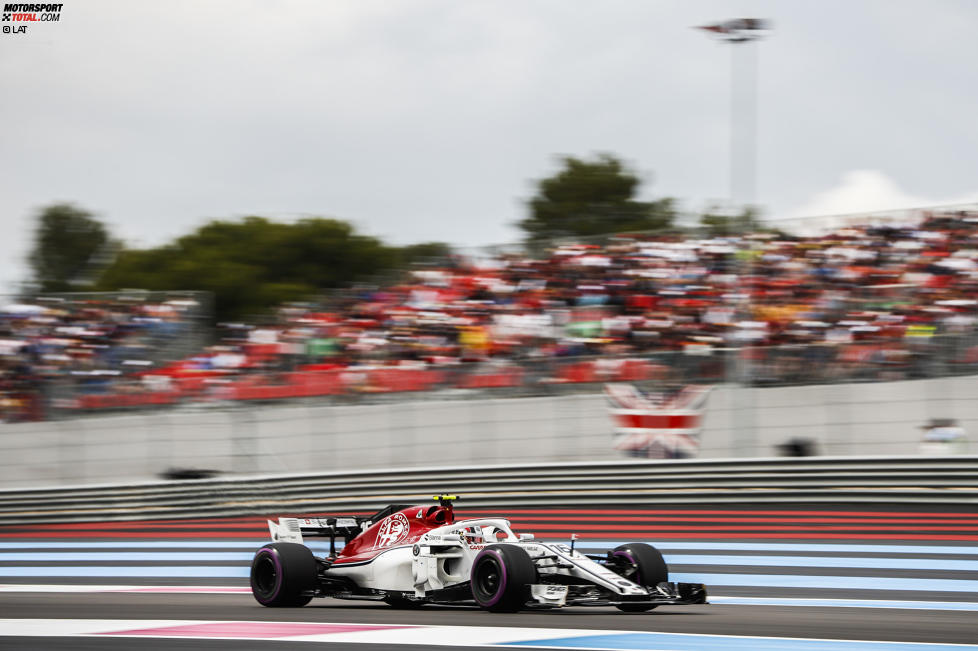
[470,544,536,613]
[611,542,668,612]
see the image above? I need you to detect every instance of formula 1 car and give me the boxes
[249,495,707,612]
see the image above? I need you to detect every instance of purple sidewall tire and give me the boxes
[473,548,508,607]
[612,550,641,585]
[612,543,667,588]
[470,544,534,612]
[250,542,316,607]
[252,547,283,605]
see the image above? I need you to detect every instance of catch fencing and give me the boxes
[49,333,978,418]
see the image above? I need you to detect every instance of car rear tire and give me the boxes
[470,544,536,613]
[611,543,668,612]
[250,542,316,607]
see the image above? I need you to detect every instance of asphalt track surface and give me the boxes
[3,504,978,649]
[2,591,978,640]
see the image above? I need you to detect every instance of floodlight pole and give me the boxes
[731,38,756,209]
[699,19,771,457]
[698,17,769,212]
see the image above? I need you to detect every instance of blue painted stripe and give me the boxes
[1,552,972,570]
[0,542,336,552]
[0,566,250,578]
[710,596,978,611]
[503,631,978,650]
[578,542,978,556]
[0,552,255,562]
[0,542,268,549]
[664,555,978,572]
[672,572,978,593]
[3,541,975,556]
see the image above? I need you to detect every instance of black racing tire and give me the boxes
[250,542,317,607]
[611,543,668,612]
[470,544,536,613]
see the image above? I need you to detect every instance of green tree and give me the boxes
[96,216,442,322]
[519,154,675,245]
[395,241,454,266]
[699,206,765,236]
[28,203,116,293]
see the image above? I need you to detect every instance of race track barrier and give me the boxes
[0,456,976,525]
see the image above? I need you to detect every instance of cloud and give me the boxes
[777,170,978,233]
[4,2,978,294]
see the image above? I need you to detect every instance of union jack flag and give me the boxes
[605,383,713,459]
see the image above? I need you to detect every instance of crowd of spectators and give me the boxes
[0,295,202,421]
[3,211,978,421]
[224,210,978,381]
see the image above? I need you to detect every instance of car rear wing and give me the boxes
[266,499,453,556]
[269,501,416,542]
[268,516,366,556]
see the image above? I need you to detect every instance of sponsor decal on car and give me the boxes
[374,513,410,549]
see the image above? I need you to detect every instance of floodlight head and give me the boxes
[697,18,772,43]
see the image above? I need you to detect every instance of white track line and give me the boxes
[1,619,977,650]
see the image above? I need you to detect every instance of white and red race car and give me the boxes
[250,496,707,612]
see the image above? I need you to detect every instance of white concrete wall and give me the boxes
[1,375,975,488]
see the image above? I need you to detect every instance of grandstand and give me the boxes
[1,208,977,422]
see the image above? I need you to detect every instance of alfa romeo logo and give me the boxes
[374,512,410,549]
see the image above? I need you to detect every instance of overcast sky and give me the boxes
[2,0,977,294]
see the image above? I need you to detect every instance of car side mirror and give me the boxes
[519,533,534,540]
